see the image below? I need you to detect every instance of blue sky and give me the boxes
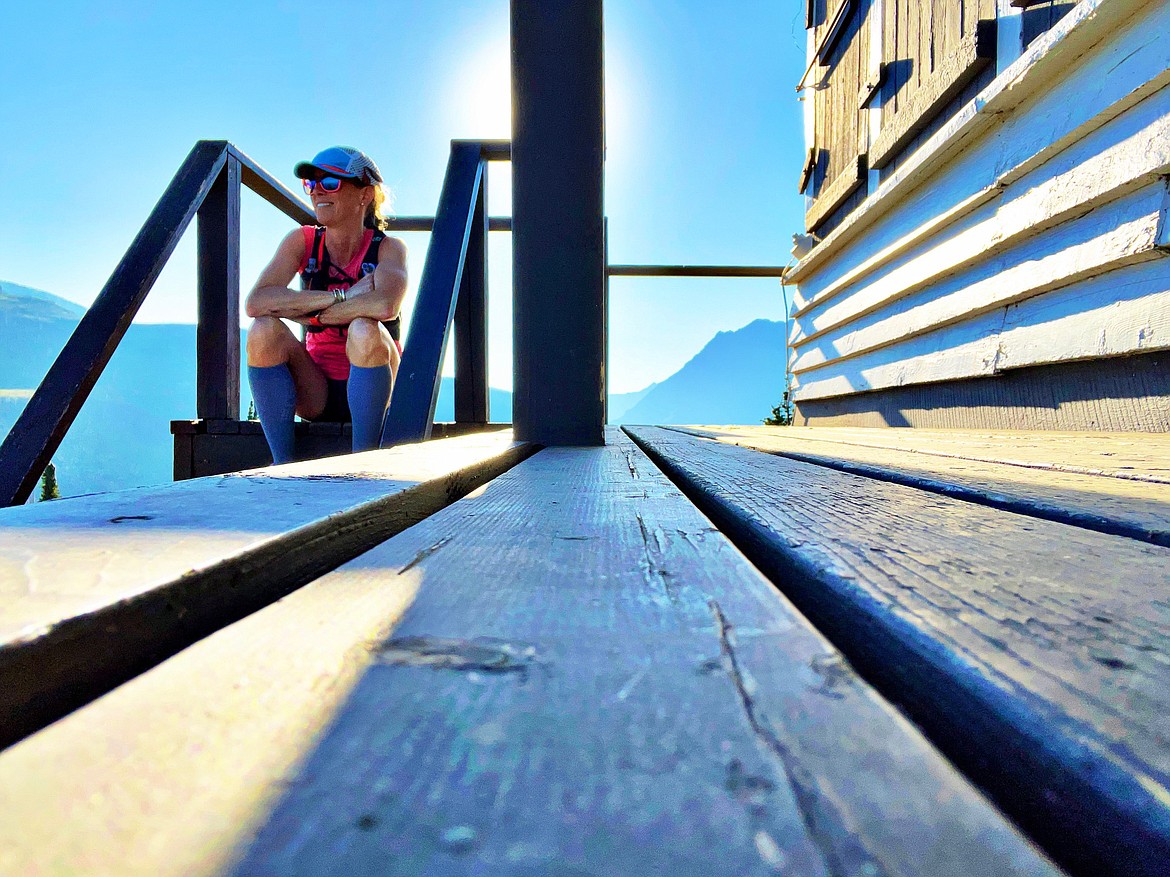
[0,1,808,394]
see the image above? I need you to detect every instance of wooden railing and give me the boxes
[382,140,510,444]
[0,139,510,507]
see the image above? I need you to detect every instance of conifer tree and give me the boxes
[763,380,794,427]
[39,462,60,502]
[247,400,258,421]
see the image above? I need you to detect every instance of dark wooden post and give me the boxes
[511,0,606,445]
[382,143,484,446]
[603,215,610,425]
[454,162,489,424]
[196,154,241,421]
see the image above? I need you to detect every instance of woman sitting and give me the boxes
[245,146,408,463]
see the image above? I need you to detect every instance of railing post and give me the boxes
[511,0,606,445]
[196,154,242,420]
[454,160,490,424]
[382,143,484,446]
[0,141,227,507]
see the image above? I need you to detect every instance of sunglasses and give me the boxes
[303,176,351,194]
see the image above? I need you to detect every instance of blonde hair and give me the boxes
[364,183,392,230]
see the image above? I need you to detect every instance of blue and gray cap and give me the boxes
[294,146,383,184]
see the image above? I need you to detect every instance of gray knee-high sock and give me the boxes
[247,364,297,463]
[347,364,392,452]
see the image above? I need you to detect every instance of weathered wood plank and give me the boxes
[670,425,1170,546]
[794,348,1170,431]
[808,0,869,234]
[793,90,1170,328]
[806,154,868,233]
[919,0,932,84]
[678,424,1170,479]
[995,260,1170,370]
[0,432,533,749]
[791,185,1170,371]
[794,307,1003,399]
[794,256,1170,402]
[789,0,1158,289]
[871,28,995,169]
[628,426,1170,877]
[904,0,918,100]
[0,431,1061,877]
[942,0,960,67]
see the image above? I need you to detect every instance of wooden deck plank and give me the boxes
[680,424,1170,480]
[0,431,533,749]
[0,430,1059,877]
[627,425,1170,877]
[670,425,1170,546]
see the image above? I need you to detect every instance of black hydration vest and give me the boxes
[299,225,401,342]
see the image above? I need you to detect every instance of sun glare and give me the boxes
[448,36,511,139]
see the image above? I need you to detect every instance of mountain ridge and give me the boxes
[616,318,786,425]
[1,281,785,497]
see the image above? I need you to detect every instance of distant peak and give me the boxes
[0,281,87,319]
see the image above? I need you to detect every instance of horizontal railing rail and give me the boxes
[386,217,512,232]
[607,264,786,278]
[606,263,794,424]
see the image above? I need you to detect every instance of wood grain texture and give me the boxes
[793,349,1170,431]
[807,155,868,233]
[627,426,1170,877]
[793,193,1168,373]
[794,86,1170,325]
[789,0,1157,287]
[669,425,1170,546]
[0,431,533,749]
[0,430,1061,876]
[673,425,1170,480]
[793,143,1170,343]
[794,254,1170,401]
[807,0,867,233]
[870,23,993,169]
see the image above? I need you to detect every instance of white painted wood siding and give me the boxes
[789,0,1170,403]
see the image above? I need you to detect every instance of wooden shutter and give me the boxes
[803,0,870,233]
[870,0,997,170]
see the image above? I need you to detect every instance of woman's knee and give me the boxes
[346,318,391,366]
[247,316,293,365]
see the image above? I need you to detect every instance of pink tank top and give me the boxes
[297,226,375,380]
